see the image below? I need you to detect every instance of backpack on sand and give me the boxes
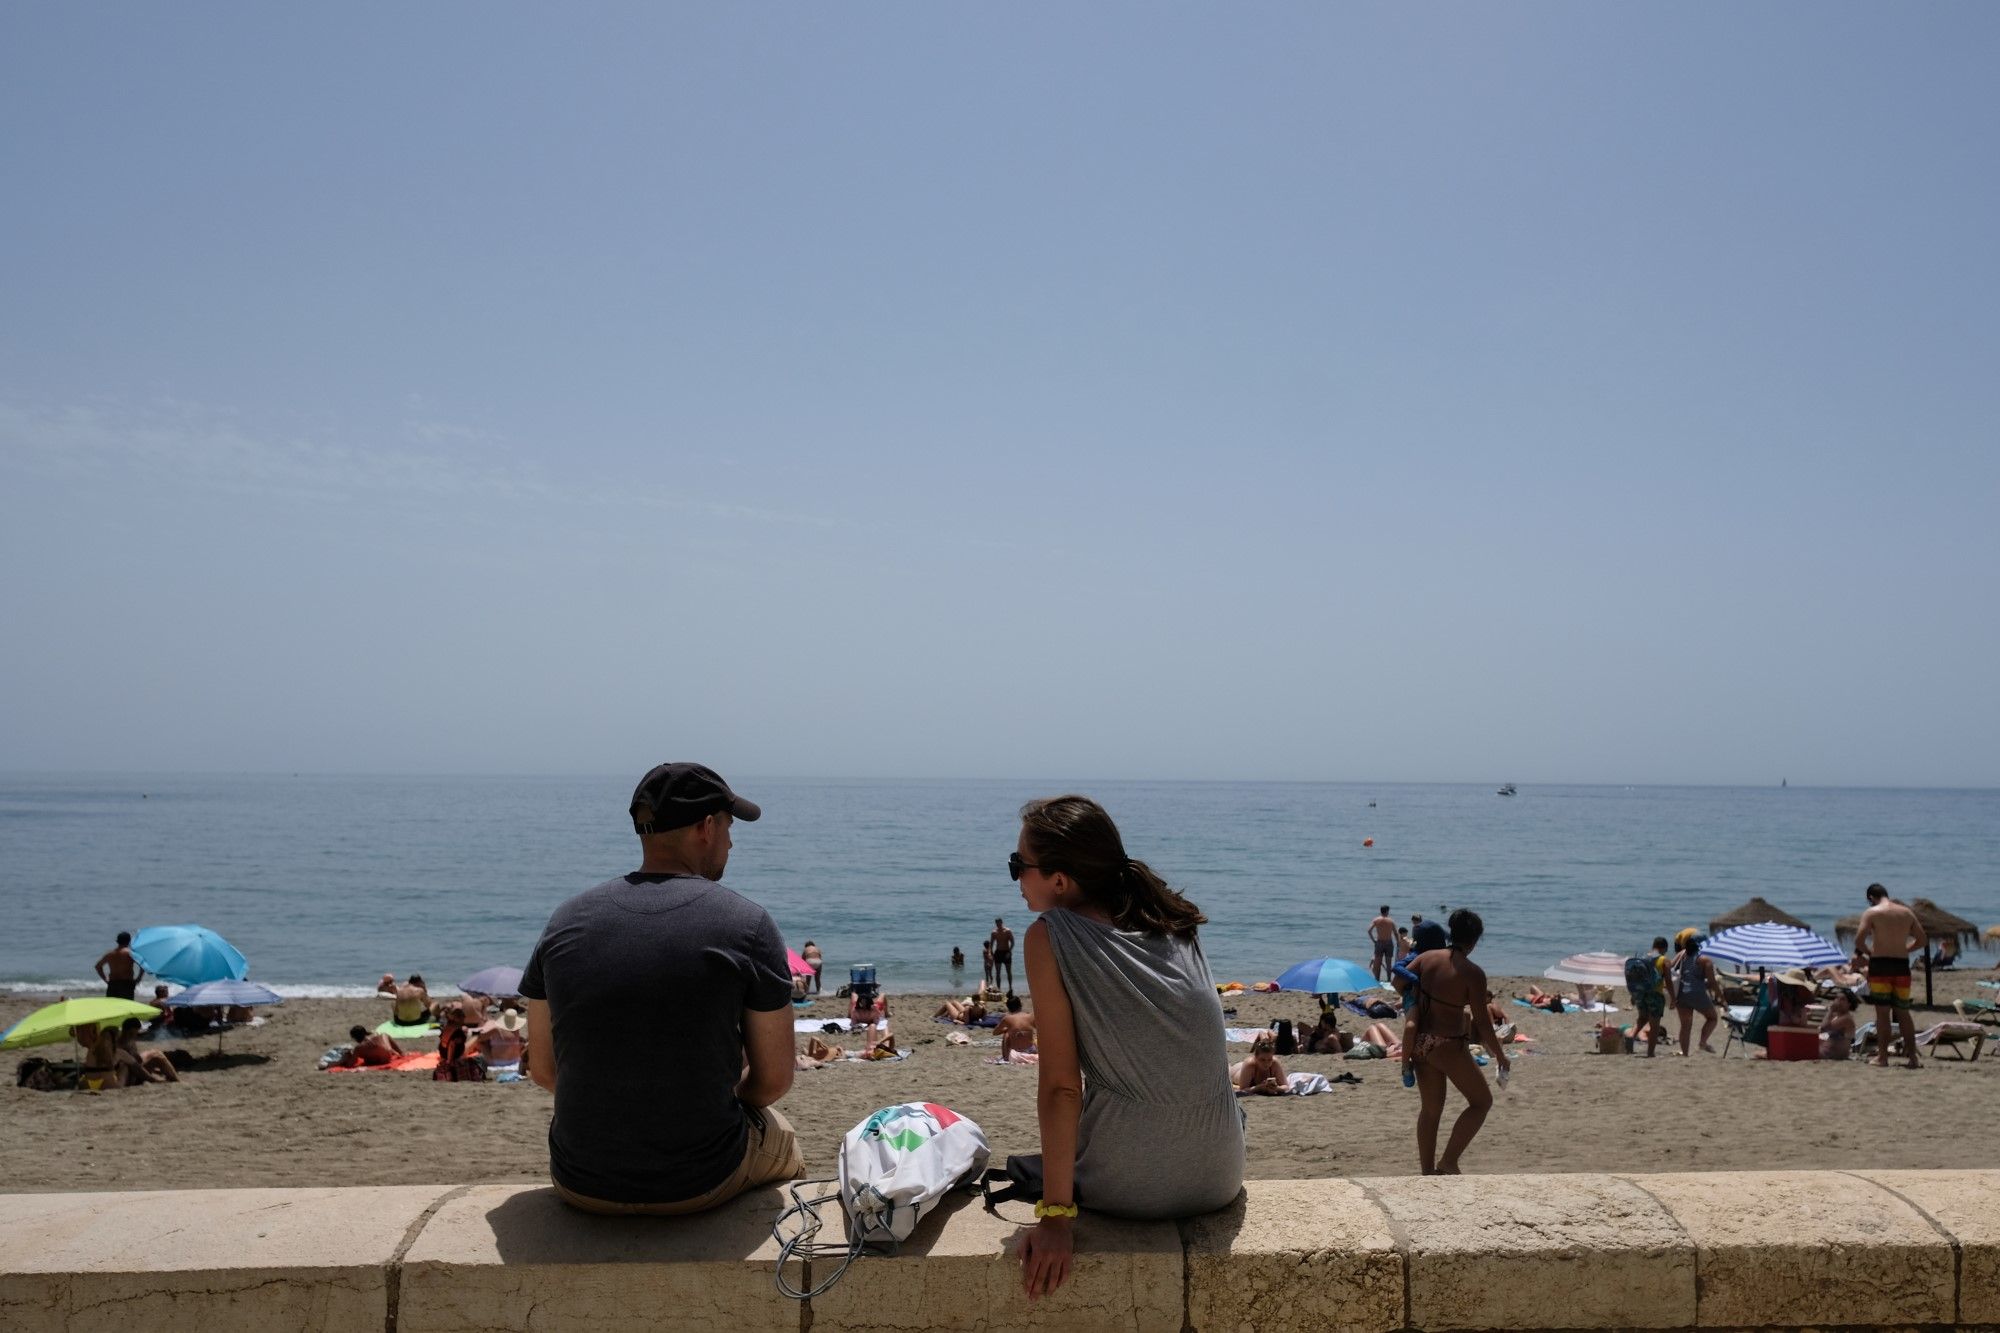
[773,1101,990,1299]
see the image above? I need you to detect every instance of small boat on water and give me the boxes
[1496,783,1517,797]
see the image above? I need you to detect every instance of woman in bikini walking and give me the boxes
[1406,909,1510,1175]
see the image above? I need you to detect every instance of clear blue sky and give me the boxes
[3,5,1995,785]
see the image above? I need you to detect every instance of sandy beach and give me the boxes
[5,969,1995,1196]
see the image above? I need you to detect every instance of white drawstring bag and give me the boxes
[774,1101,989,1298]
[840,1101,990,1243]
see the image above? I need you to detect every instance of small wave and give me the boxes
[0,979,464,1000]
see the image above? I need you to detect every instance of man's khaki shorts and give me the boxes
[554,1105,804,1217]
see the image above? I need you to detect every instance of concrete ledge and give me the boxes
[1628,1171,1956,1329]
[1184,1178,1402,1333]
[2,1172,1996,1331]
[0,1185,456,1333]
[1372,1173,1695,1330]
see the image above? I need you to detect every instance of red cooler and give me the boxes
[1766,1026,1820,1061]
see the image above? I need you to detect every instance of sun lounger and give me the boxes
[1953,999,1998,1026]
[1910,1022,1984,1061]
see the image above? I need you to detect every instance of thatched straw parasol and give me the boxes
[1986,924,2000,946]
[1709,897,1811,936]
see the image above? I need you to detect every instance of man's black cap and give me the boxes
[629,763,761,834]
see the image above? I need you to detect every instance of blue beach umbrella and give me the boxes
[458,966,524,998]
[131,925,249,985]
[1702,923,1846,972]
[167,978,283,1056]
[1274,957,1385,994]
[169,979,284,1009]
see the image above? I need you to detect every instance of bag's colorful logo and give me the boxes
[864,1102,961,1152]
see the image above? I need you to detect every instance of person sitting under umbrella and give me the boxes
[114,1017,181,1084]
[1771,969,1816,1028]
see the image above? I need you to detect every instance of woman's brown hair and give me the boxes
[1018,794,1206,939]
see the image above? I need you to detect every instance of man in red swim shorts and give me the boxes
[1854,883,1924,1069]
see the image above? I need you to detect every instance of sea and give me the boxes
[2,774,1995,997]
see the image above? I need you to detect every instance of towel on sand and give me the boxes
[1224,1027,1270,1043]
[326,1050,439,1074]
[1512,998,1620,1015]
[375,1019,440,1039]
[1286,1072,1333,1095]
[795,1018,853,1033]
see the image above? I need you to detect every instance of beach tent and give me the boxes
[1708,898,1811,936]
[130,925,248,986]
[1542,952,1627,987]
[1702,923,1845,973]
[1836,898,1985,1008]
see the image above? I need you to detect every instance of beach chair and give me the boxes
[1911,1022,1984,1062]
[1953,999,1998,1027]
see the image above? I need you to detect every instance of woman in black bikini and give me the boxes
[1407,909,1510,1175]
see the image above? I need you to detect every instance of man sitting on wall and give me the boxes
[522,762,799,1214]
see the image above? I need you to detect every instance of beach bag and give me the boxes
[1742,980,1775,1048]
[840,1102,990,1243]
[773,1101,989,1300]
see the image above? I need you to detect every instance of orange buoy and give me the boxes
[1362,837,1374,847]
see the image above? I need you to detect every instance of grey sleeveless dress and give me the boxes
[1039,908,1246,1219]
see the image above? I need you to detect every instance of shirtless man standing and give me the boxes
[1854,882,1925,1069]
[1367,905,1398,981]
[95,932,144,1000]
[988,917,1015,994]
[995,993,1036,1059]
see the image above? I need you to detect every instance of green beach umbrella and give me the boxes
[0,997,160,1050]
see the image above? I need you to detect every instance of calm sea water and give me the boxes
[2,775,1994,995]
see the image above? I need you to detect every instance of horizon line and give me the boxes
[1,769,1996,794]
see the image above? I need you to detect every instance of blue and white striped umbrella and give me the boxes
[1702,923,1845,972]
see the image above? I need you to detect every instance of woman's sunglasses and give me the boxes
[1007,852,1045,882]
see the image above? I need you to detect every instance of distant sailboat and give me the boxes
[1497,783,1517,797]
[1781,778,1787,788]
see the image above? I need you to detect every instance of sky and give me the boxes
[2,5,1996,786]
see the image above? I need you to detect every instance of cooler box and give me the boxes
[850,963,877,988]
[1766,1026,1820,1061]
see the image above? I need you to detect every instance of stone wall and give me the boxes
[2,1171,1994,1331]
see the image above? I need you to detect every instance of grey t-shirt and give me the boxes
[520,872,792,1203]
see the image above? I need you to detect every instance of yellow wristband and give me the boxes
[1034,1200,1078,1220]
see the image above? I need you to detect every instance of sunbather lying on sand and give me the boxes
[1230,1033,1288,1095]
[934,997,988,1024]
